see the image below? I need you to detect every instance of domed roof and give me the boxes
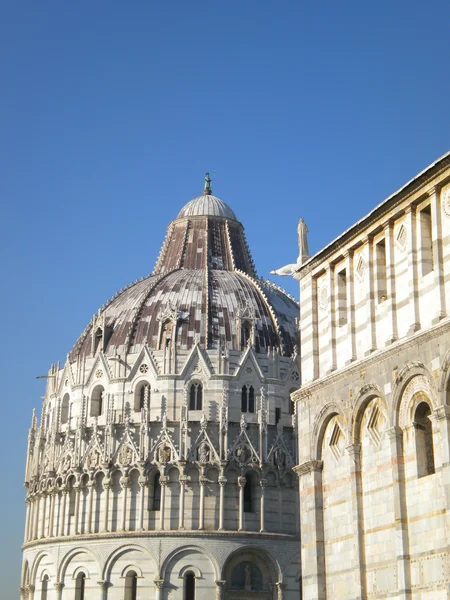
[177,194,237,220]
[69,177,299,361]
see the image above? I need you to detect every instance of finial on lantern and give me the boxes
[203,172,212,195]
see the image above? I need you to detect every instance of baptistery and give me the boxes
[22,176,301,600]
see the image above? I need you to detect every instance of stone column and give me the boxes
[24,499,31,543]
[311,275,320,379]
[64,489,71,537]
[216,580,226,600]
[294,459,326,600]
[49,490,57,537]
[277,482,283,531]
[429,186,447,322]
[154,579,164,600]
[179,476,187,529]
[54,583,64,600]
[259,479,266,532]
[365,234,377,353]
[387,426,411,598]
[276,582,286,600]
[345,443,367,598]
[27,498,34,541]
[326,265,337,372]
[33,495,40,540]
[97,580,109,600]
[218,476,226,530]
[26,584,35,600]
[103,479,111,533]
[345,249,357,361]
[384,220,398,344]
[159,477,167,530]
[138,478,146,530]
[238,476,246,531]
[199,476,206,530]
[59,489,67,537]
[405,206,421,334]
[19,586,27,600]
[74,484,81,534]
[120,476,129,531]
[87,481,94,534]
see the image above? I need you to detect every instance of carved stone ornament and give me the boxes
[234,443,251,464]
[87,448,101,469]
[118,444,133,466]
[293,459,323,477]
[274,447,286,468]
[139,363,148,374]
[158,444,171,464]
[198,441,210,464]
[443,187,450,217]
[96,369,103,378]
[318,284,328,310]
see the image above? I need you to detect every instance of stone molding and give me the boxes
[293,459,323,477]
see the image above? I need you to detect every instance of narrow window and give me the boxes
[139,384,150,411]
[248,386,255,413]
[375,239,387,302]
[185,572,195,600]
[189,383,203,410]
[241,322,251,349]
[90,386,104,417]
[415,401,435,477]
[41,575,49,600]
[153,473,161,511]
[289,400,295,415]
[75,572,86,600]
[337,268,347,325]
[244,476,252,512]
[61,394,70,425]
[69,487,76,517]
[94,328,103,354]
[420,205,433,276]
[241,386,248,412]
[125,570,138,600]
[275,407,281,424]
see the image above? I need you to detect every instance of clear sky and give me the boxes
[1,1,449,594]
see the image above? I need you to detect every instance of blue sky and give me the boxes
[1,1,449,594]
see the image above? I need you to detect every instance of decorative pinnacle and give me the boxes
[203,172,212,195]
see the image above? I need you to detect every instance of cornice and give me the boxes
[22,528,299,551]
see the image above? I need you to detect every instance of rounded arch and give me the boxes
[58,547,100,583]
[160,544,220,581]
[392,362,437,426]
[103,544,157,580]
[120,564,144,578]
[221,545,281,584]
[312,402,347,460]
[178,564,202,579]
[31,552,56,585]
[72,566,90,580]
[351,384,387,443]
[393,369,438,429]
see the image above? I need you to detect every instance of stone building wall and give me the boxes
[294,152,450,599]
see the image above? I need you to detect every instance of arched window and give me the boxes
[41,574,49,600]
[185,571,196,600]
[61,394,70,425]
[135,383,150,412]
[153,472,161,511]
[90,386,104,417]
[241,322,251,349]
[189,383,203,410]
[125,570,138,600]
[75,572,86,600]
[241,386,255,413]
[244,476,252,512]
[94,327,103,354]
[415,401,435,477]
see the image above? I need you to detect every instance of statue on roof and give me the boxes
[203,172,212,195]
[297,218,310,265]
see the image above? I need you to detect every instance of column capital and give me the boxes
[54,582,65,592]
[346,442,361,457]
[97,580,110,590]
[260,478,267,489]
[343,247,354,259]
[199,476,208,485]
[293,459,323,477]
[218,476,227,487]
[216,580,227,599]
[383,219,394,232]
[120,476,130,489]
[427,184,441,197]
[432,405,450,421]
[386,425,403,440]
[154,578,165,590]
[237,476,247,488]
